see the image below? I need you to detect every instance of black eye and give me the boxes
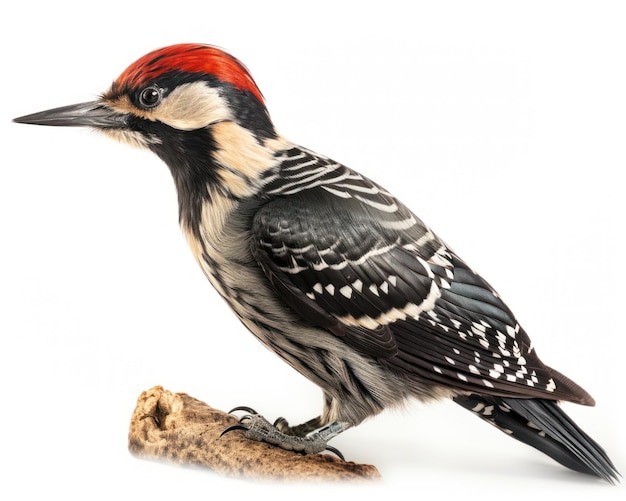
[138,86,163,108]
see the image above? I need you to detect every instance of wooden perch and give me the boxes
[128,386,380,481]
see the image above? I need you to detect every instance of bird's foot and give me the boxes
[222,407,349,459]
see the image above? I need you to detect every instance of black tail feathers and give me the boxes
[453,394,620,483]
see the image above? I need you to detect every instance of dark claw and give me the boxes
[220,424,249,437]
[228,406,258,415]
[324,445,345,461]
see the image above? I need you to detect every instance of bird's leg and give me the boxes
[223,408,351,457]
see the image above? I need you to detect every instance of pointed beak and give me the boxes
[13,101,127,128]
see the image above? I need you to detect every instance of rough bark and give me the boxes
[128,386,380,481]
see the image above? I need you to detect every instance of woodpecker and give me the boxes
[14,44,619,482]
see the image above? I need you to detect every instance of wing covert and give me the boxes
[251,148,594,404]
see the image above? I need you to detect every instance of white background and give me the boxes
[2,1,625,499]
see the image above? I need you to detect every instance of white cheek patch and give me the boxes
[98,128,159,149]
[154,81,233,130]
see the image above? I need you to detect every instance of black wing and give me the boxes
[251,147,594,404]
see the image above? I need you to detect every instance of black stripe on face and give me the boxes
[128,118,221,234]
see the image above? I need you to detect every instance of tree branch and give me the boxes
[128,386,380,481]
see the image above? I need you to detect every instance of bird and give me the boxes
[14,43,619,482]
